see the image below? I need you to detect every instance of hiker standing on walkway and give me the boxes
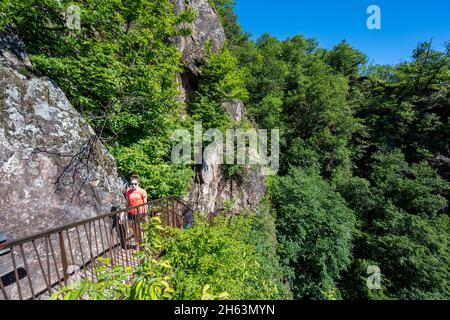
[125,174,148,247]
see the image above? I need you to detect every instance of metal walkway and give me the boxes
[0,196,193,300]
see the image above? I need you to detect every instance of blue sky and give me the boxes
[234,0,450,65]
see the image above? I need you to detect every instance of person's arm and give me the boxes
[143,194,148,214]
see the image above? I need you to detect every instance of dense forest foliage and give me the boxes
[213,1,449,299]
[1,0,449,300]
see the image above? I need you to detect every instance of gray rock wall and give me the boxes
[0,30,125,241]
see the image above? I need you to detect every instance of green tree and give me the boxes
[271,167,356,299]
[190,47,248,130]
[396,41,449,95]
[337,151,449,299]
[326,40,367,77]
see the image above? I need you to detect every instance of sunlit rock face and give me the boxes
[172,0,225,104]
[172,0,226,75]
[0,29,125,241]
[186,100,266,215]
[188,142,267,215]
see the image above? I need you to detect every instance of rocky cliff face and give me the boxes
[0,28,125,241]
[172,1,266,214]
[172,0,226,75]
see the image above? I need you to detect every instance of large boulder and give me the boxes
[0,30,125,241]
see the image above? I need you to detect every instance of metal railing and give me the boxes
[0,196,193,300]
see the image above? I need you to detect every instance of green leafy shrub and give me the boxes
[190,47,248,130]
[164,209,290,300]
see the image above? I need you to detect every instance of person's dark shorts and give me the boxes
[128,213,144,222]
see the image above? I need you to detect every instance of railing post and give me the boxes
[165,199,170,226]
[0,271,8,300]
[10,248,23,300]
[171,199,175,228]
[58,232,69,285]
[208,213,213,227]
